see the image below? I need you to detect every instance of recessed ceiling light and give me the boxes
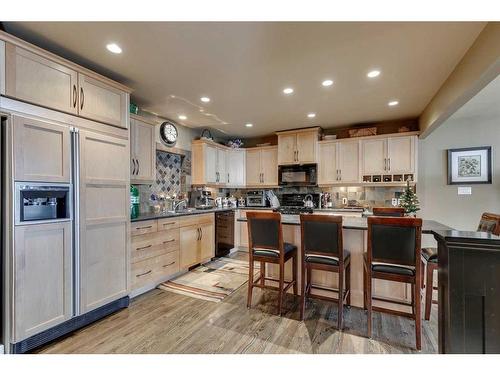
[322,79,333,87]
[178,115,187,120]
[307,113,316,118]
[245,123,253,128]
[388,100,399,106]
[283,87,294,95]
[106,43,122,54]
[200,97,210,103]
[367,70,381,78]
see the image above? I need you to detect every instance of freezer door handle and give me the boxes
[71,128,81,317]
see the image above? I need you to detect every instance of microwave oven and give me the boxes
[278,164,317,187]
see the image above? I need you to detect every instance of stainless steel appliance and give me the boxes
[278,164,317,186]
[189,188,215,209]
[215,211,234,257]
[246,190,267,207]
[14,183,72,225]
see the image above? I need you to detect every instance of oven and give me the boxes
[278,164,317,187]
[15,182,72,225]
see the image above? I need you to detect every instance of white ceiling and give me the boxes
[3,22,486,137]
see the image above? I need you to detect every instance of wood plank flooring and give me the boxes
[35,252,438,354]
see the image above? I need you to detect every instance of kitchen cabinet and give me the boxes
[179,214,215,269]
[78,129,130,313]
[277,127,320,165]
[130,115,156,184]
[318,139,360,185]
[227,149,246,187]
[191,140,228,186]
[13,221,72,342]
[77,73,129,129]
[12,115,71,183]
[361,135,417,181]
[245,146,278,187]
[5,43,79,115]
[318,142,338,185]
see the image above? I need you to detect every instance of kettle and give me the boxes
[303,194,315,209]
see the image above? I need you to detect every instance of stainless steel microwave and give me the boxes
[278,164,317,187]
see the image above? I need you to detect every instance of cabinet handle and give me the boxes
[136,245,152,251]
[339,169,341,181]
[162,261,176,268]
[197,227,201,241]
[296,150,299,162]
[132,158,136,175]
[136,270,152,278]
[227,173,230,183]
[384,158,387,171]
[163,222,176,226]
[137,159,140,175]
[80,87,85,110]
[136,225,152,230]
[163,239,175,244]
[200,227,203,240]
[388,158,391,171]
[73,85,77,108]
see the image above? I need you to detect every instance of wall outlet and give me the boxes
[457,186,472,195]
[391,198,398,206]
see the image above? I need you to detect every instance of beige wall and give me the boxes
[418,116,500,231]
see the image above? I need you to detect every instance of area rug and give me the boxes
[158,257,260,302]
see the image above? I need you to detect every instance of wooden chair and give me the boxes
[423,212,500,320]
[364,216,423,350]
[246,211,298,315]
[299,214,351,328]
[372,207,405,217]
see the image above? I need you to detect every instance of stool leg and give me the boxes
[247,259,254,308]
[421,260,425,289]
[300,264,306,320]
[292,253,298,296]
[363,265,367,310]
[278,261,285,316]
[260,261,265,287]
[425,263,434,321]
[338,267,344,330]
[415,281,422,350]
[367,270,372,338]
[346,262,351,306]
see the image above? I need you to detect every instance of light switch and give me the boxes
[458,186,472,195]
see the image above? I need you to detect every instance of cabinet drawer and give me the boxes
[131,220,157,236]
[131,229,179,262]
[178,213,213,227]
[131,251,179,290]
[157,217,180,231]
[155,251,180,278]
[197,213,214,225]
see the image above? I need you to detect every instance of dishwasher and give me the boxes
[215,211,234,257]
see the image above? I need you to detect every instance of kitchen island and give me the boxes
[238,215,452,313]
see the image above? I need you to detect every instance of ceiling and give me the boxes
[2,22,486,137]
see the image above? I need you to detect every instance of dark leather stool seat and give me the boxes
[305,249,351,266]
[254,242,297,258]
[372,264,415,276]
[422,247,437,263]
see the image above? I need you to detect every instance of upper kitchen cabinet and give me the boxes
[1,36,132,128]
[77,73,129,128]
[130,115,156,184]
[191,140,228,186]
[246,146,278,187]
[361,134,418,182]
[277,127,320,165]
[227,149,246,187]
[13,115,71,183]
[4,43,79,115]
[318,139,360,185]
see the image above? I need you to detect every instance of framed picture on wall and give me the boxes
[447,146,492,185]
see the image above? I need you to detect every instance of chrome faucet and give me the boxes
[173,198,188,213]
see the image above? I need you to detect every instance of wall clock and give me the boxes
[160,121,178,147]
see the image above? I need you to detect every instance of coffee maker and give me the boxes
[189,188,215,209]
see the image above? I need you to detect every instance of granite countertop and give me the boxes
[131,207,234,222]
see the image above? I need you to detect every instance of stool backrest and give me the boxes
[246,211,283,254]
[300,214,343,260]
[368,216,422,267]
[477,212,500,236]
[372,207,405,217]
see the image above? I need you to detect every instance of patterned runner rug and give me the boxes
[158,257,259,302]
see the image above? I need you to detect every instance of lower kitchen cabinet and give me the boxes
[179,214,215,269]
[13,221,72,342]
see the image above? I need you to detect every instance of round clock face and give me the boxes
[160,122,178,146]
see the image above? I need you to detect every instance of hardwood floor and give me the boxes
[35,251,438,354]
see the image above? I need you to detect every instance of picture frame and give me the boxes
[447,146,492,185]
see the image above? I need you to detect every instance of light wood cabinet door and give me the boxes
[296,131,317,163]
[131,118,155,184]
[228,149,246,187]
[338,140,360,183]
[204,144,218,184]
[78,73,128,129]
[5,44,78,115]
[246,149,262,185]
[387,136,415,174]
[13,221,72,342]
[13,115,71,183]
[362,138,387,175]
[318,142,338,184]
[79,130,129,313]
[217,148,228,185]
[277,133,297,165]
[199,223,214,261]
[261,147,278,185]
[180,226,200,269]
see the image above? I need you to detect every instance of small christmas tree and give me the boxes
[399,179,420,216]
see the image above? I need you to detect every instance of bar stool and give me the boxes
[422,212,500,320]
[246,211,298,315]
[364,216,423,350]
[372,207,405,217]
[299,214,351,328]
